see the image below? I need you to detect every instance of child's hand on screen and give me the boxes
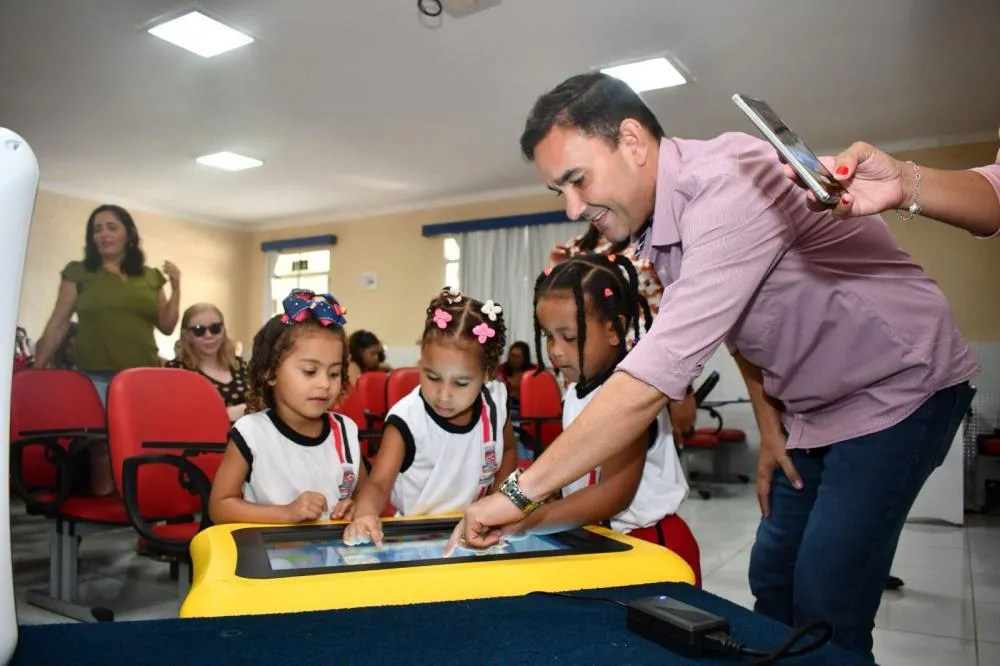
[344,514,383,546]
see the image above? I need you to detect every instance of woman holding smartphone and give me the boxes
[792,136,1000,238]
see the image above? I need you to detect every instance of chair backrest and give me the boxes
[519,370,563,450]
[385,367,421,409]
[10,369,106,488]
[107,368,230,519]
[10,369,105,439]
[333,388,366,430]
[357,370,389,418]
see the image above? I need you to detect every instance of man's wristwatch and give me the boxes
[498,469,543,515]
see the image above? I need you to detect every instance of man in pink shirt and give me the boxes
[455,73,978,660]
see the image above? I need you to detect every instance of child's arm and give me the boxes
[208,441,327,525]
[509,429,647,536]
[343,424,406,545]
[489,419,519,494]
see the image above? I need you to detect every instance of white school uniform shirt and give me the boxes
[230,409,362,520]
[561,369,688,533]
[388,381,508,516]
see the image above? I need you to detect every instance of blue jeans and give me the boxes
[82,371,116,407]
[749,382,974,660]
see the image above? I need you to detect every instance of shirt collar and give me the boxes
[634,137,682,260]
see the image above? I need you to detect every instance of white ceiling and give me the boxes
[1,0,998,228]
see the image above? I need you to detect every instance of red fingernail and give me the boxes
[836,166,849,176]
[840,196,850,205]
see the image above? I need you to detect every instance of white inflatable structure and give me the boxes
[0,128,40,662]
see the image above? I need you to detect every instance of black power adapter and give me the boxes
[528,590,834,663]
[627,595,736,658]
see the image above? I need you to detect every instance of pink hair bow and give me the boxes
[432,308,452,329]
[472,322,495,344]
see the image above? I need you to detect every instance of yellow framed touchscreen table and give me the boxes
[180,516,694,619]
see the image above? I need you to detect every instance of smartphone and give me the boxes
[731,93,843,205]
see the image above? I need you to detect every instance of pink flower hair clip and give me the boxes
[480,300,502,322]
[472,322,495,344]
[432,308,453,329]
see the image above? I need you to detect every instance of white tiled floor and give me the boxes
[10,488,1000,665]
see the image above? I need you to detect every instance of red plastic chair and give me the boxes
[357,370,389,432]
[386,367,421,409]
[108,368,230,598]
[518,370,564,460]
[333,388,378,458]
[10,369,129,622]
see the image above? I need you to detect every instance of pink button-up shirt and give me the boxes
[970,163,1000,238]
[617,134,979,449]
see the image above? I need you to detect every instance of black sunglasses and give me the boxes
[189,323,224,337]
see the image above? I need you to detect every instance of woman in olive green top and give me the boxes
[34,204,181,495]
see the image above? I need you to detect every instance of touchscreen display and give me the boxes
[264,531,566,571]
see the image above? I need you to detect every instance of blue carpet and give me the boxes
[12,583,872,665]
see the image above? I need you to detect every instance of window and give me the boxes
[444,237,460,292]
[271,249,331,317]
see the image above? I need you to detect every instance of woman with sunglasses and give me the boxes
[166,304,249,422]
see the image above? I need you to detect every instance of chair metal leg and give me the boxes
[27,519,116,622]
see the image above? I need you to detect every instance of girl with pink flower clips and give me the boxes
[345,288,516,546]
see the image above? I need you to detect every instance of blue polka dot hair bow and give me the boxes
[281,289,348,327]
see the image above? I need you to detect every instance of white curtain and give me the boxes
[458,221,588,357]
[262,250,279,326]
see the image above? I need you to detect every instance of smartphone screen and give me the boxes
[732,95,843,201]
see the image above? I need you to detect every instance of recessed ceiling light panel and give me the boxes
[148,11,253,58]
[601,57,687,93]
[196,151,263,171]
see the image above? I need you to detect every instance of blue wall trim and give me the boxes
[422,210,567,237]
[260,234,338,252]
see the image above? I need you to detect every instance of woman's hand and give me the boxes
[784,141,907,218]
[162,260,181,289]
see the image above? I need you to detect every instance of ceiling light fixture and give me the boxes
[600,57,687,93]
[148,11,253,58]
[196,151,263,172]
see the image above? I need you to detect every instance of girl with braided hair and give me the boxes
[518,253,701,585]
[345,288,518,546]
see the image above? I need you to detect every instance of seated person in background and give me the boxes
[514,254,700,585]
[347,329,392,386]
[496,341,535,412]
[344,289,517,545]
[209,290,366,525]
[166,304,249,422]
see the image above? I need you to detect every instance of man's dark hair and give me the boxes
[520,72,665,162]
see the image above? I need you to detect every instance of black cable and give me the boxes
[705,620,835,664]
[527,590,627,608]
[417,0,443,17]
